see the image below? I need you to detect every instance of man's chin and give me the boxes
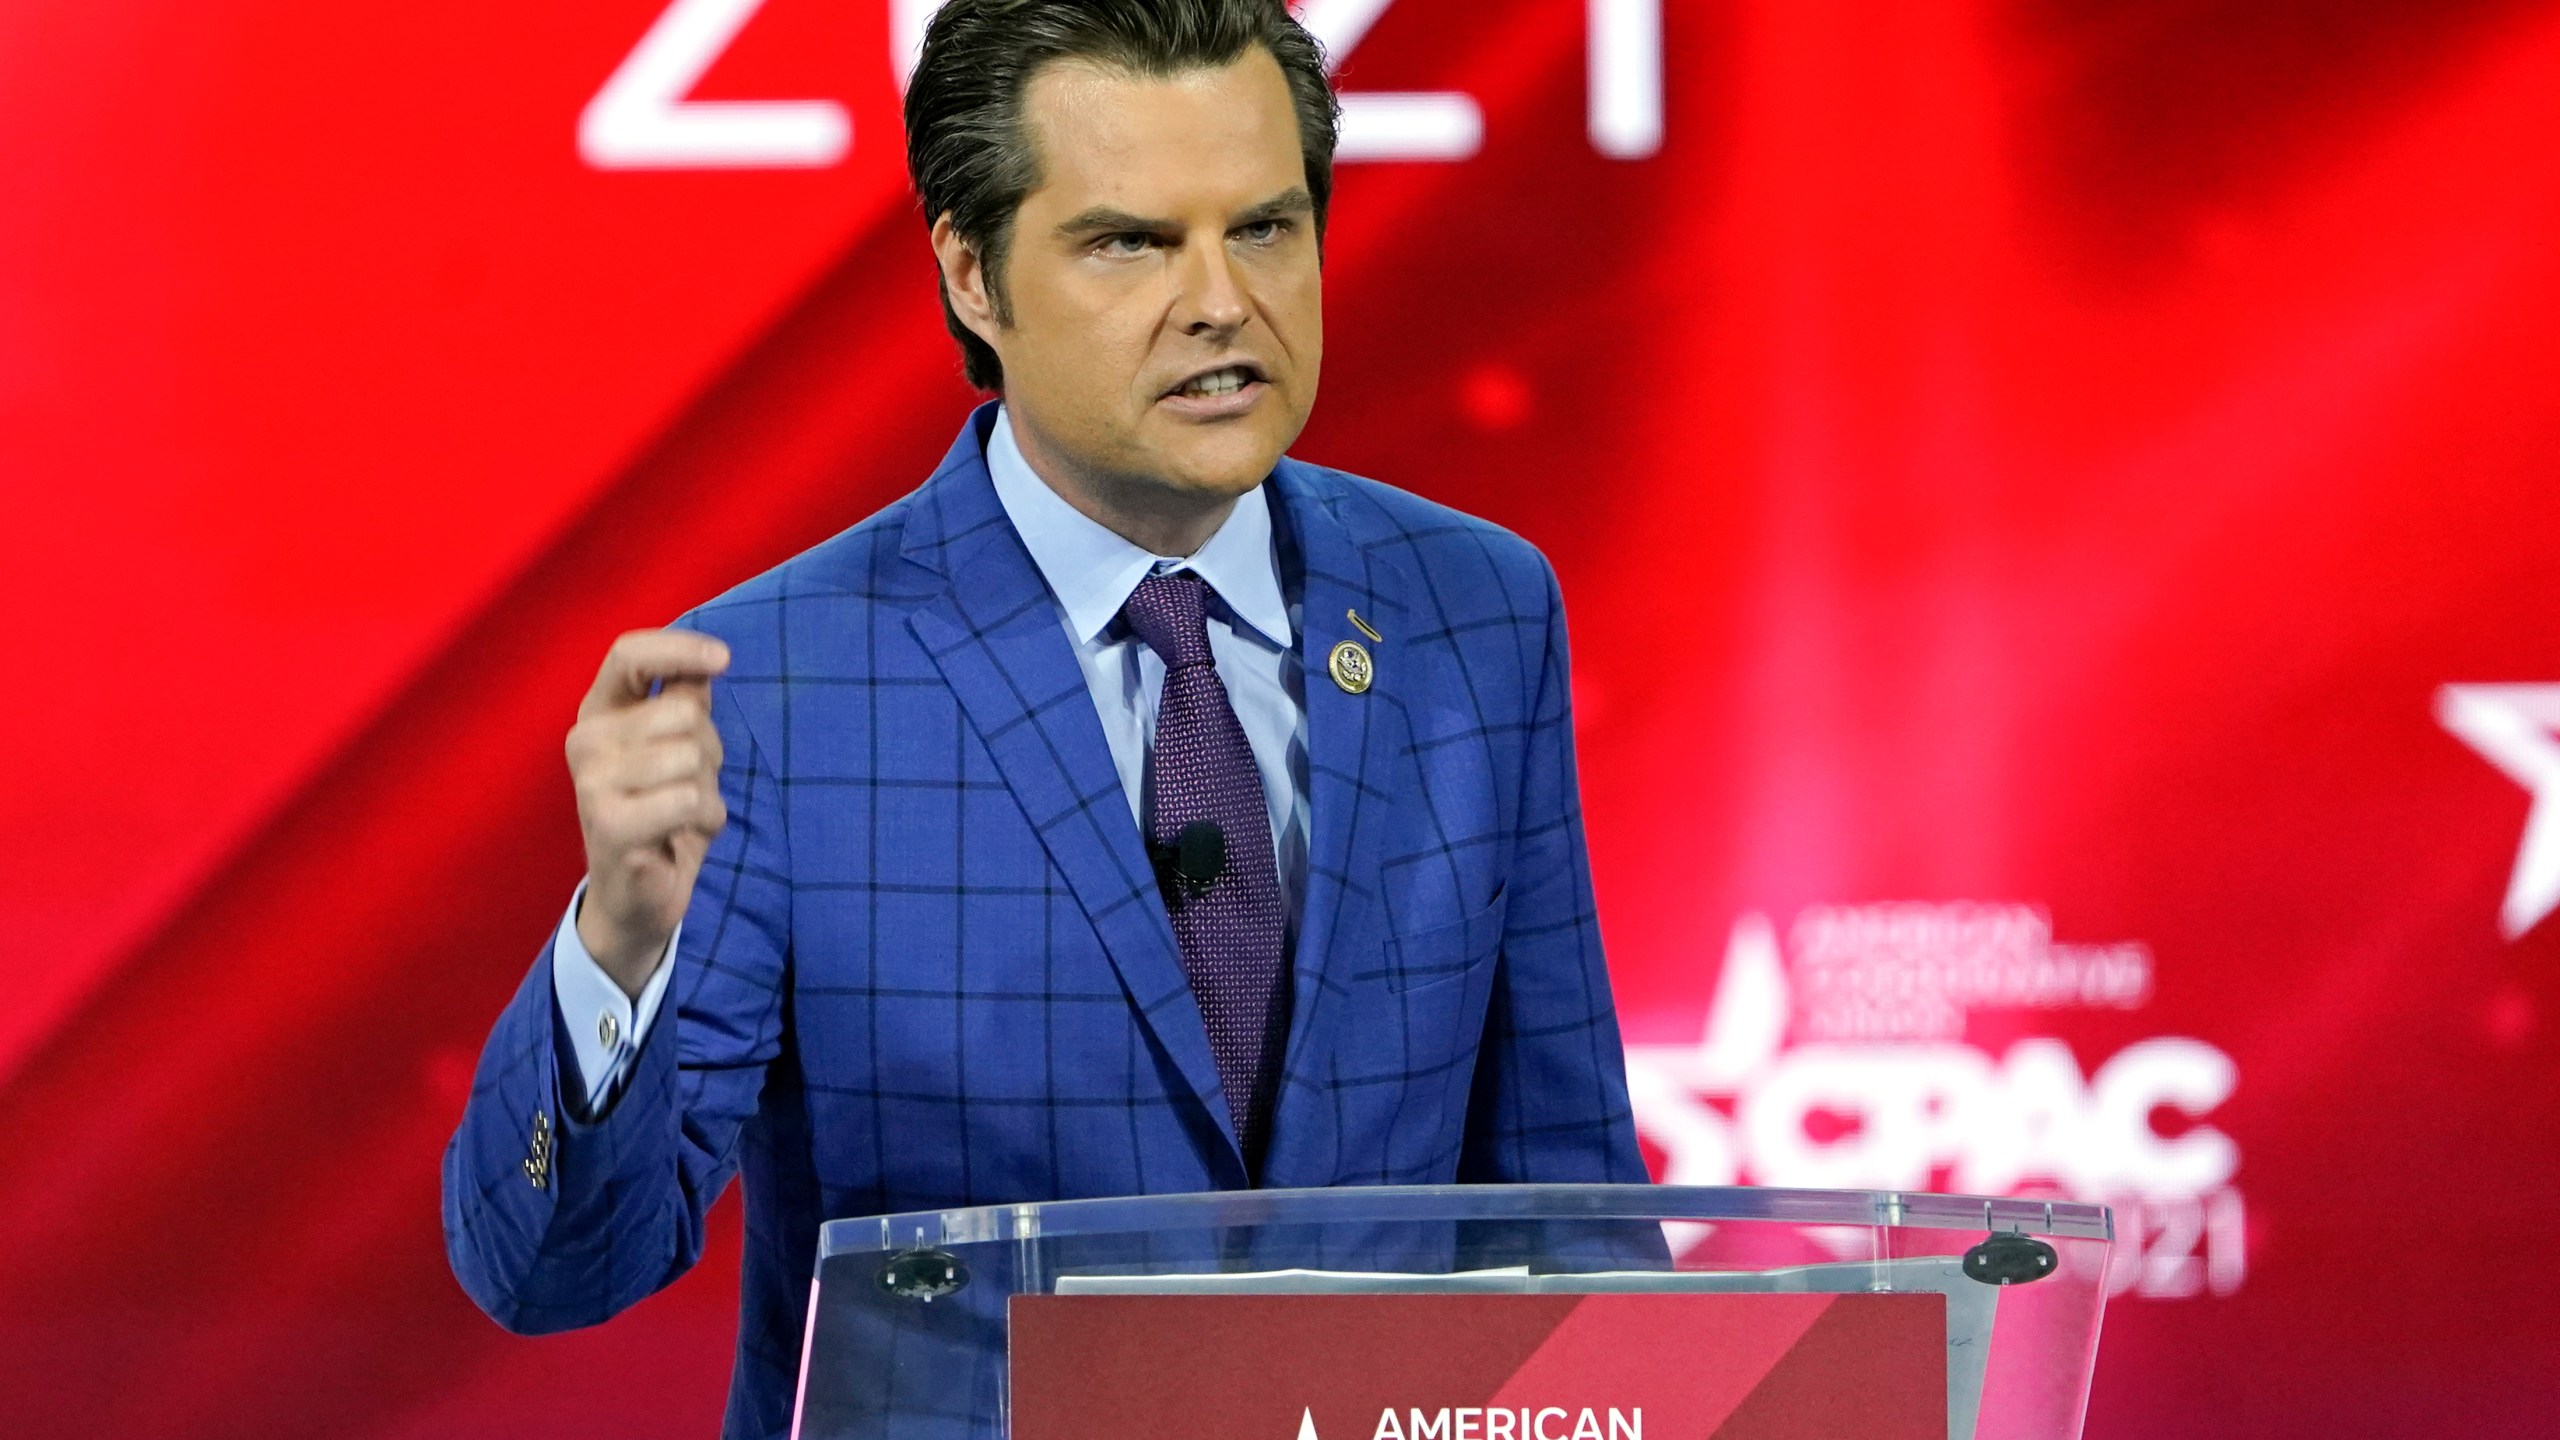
[1175,456,1284,499]
[1140,434,1288,498]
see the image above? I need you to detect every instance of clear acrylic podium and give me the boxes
[794,1185,2112,1440]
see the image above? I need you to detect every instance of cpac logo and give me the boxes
[1624,904,2247,1299]
[578,0,1667,170]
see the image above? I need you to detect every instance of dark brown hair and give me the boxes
[903,0,1341,391]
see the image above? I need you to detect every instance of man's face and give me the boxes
[950,49,1323,511]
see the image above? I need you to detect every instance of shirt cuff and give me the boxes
[549,880,678,1113]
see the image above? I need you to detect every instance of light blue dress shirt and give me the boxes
[550,404,1310,1109]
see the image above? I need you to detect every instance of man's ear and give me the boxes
[930,213,1003,348]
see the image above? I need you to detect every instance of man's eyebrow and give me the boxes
[1053,206,1169,239]
[1051,187,1316,240]
[1233,187,1315,224]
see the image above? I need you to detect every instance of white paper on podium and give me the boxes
[1052,1266,1534,1295]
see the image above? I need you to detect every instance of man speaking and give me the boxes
[443,1,1646,1434]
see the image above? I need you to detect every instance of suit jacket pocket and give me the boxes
[1380,887,1508,994]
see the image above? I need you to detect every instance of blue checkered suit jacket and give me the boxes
[442,403,1646,1439]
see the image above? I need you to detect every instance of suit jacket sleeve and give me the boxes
[1457,555,1650,1185]
[441,649,792,1334]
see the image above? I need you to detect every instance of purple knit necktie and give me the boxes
[1121,570,1288,1169]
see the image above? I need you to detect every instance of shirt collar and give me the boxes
[985,402,1291,650]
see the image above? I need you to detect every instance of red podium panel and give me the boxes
[1011,1293,1947,1440]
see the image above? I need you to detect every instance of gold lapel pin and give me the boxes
[1330,609,1381,694]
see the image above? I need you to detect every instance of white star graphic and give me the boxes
[2436,683,2560,939]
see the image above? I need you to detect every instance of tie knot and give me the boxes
[1121,571,1216,669]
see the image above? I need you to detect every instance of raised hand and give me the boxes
[564,629,731,996]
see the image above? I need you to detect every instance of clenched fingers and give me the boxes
[617,737,721,792]
[566,694,723,775]
[584,780,729,854]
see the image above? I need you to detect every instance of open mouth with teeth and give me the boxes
[1167,363,1267,400]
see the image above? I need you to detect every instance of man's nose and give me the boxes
[1174,238,1251,336]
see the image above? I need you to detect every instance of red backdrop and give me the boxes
[6,0,2559,1434]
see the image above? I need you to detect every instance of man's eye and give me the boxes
[1238,219,1290,244]
[1097,233,1155,256]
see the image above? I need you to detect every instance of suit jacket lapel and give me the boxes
[1266,462,1413,1145]
[900,408,1243,1170]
